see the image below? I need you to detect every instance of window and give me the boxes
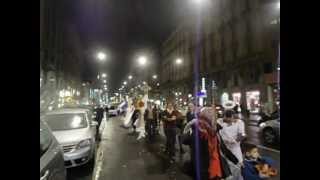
[44,113,88,131]
[40,121,52,158]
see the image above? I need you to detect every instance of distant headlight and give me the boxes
[259,122,266,128]
[218,110,223,114]
[76,139,91,149]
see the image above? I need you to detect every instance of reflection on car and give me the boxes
[43,108,98,168]
[40,119,66,180]
[259,118,280,145]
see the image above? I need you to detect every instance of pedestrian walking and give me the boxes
[105,105,109,119]
[162,102,179,162]
[217,110,246,180]
[144,103,157,142]
[131,104,140,133]
[95,105,104,140]
[174,105,185,154]
[186,103,196,123]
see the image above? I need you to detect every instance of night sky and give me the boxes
[66,0,189,91]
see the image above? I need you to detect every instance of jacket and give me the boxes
[242,156,275,180]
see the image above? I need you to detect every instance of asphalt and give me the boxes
[93,116,192,180]
[67,114,280,180]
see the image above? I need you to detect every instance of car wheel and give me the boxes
[262,128,277,144]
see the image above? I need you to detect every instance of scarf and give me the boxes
[198,119,222,179]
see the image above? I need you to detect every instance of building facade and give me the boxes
[160,0,280,112]
[40,0,84,111]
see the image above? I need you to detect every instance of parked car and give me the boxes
[40,119,66,180]
[259,118,280,145]
[43,108,98,168]
[108,105,119,116]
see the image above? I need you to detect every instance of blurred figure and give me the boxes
[162,102,179,162]
[186,103,196,123]
[105,105,109,119]
[183,107,239,180]
[95,105,104,141]
[174,104,185,154]
[243,144,278,180]
[131,103,140,133]
[144,103,157,142]
[218,110,246,180]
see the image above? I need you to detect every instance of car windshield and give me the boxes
[44,113,87,131]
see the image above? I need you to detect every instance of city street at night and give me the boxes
[40,0,280,180]
[65,115,279,180]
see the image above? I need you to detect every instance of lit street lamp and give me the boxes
[102,73,107,78]
[175,58,183,65]
[123,81,127,85]
[128,75,133,80]
[152,75,158,79]
[103,80,107,83]
[97,52,106,61]
[138,56,147,66]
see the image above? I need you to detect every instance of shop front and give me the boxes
[246,90,261,113]
[221,92,230,106]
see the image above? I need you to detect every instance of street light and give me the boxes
[175,58,183,65]
[123,81,127,85]
[138,56,147,66]
[276,2,280,9]
[143,81,147,85]
[103,80,107,83]
[97,52,106,61]
[128,75,133,80]
[152,75,158,79]
[102,73,107,78]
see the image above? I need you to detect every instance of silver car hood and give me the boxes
[53,128,92,145]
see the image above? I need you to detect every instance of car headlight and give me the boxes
[76,139,91,149]
[259,122,266,128]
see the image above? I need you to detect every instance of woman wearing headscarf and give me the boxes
[184,107,239,180]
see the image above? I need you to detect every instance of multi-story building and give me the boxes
[40,0,84,111]
[160,0,280,112]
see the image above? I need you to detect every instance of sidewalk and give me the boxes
[93,117,192,180]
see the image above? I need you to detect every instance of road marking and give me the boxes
[257,145,280,154]
[92,118,108,180]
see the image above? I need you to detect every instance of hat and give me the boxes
[199,107,215,122]
[223,100,236,110]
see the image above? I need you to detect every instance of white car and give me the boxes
[259,118,280,145]
[44,108,98,168]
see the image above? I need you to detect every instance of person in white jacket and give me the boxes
[217,110,246,180]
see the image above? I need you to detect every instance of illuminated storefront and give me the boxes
[246,91,261,113]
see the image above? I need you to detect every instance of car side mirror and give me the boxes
[91,121,98,126]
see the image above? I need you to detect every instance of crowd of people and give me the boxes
[121,99,278,180]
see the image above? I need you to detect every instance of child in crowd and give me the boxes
[242,144,278,180]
